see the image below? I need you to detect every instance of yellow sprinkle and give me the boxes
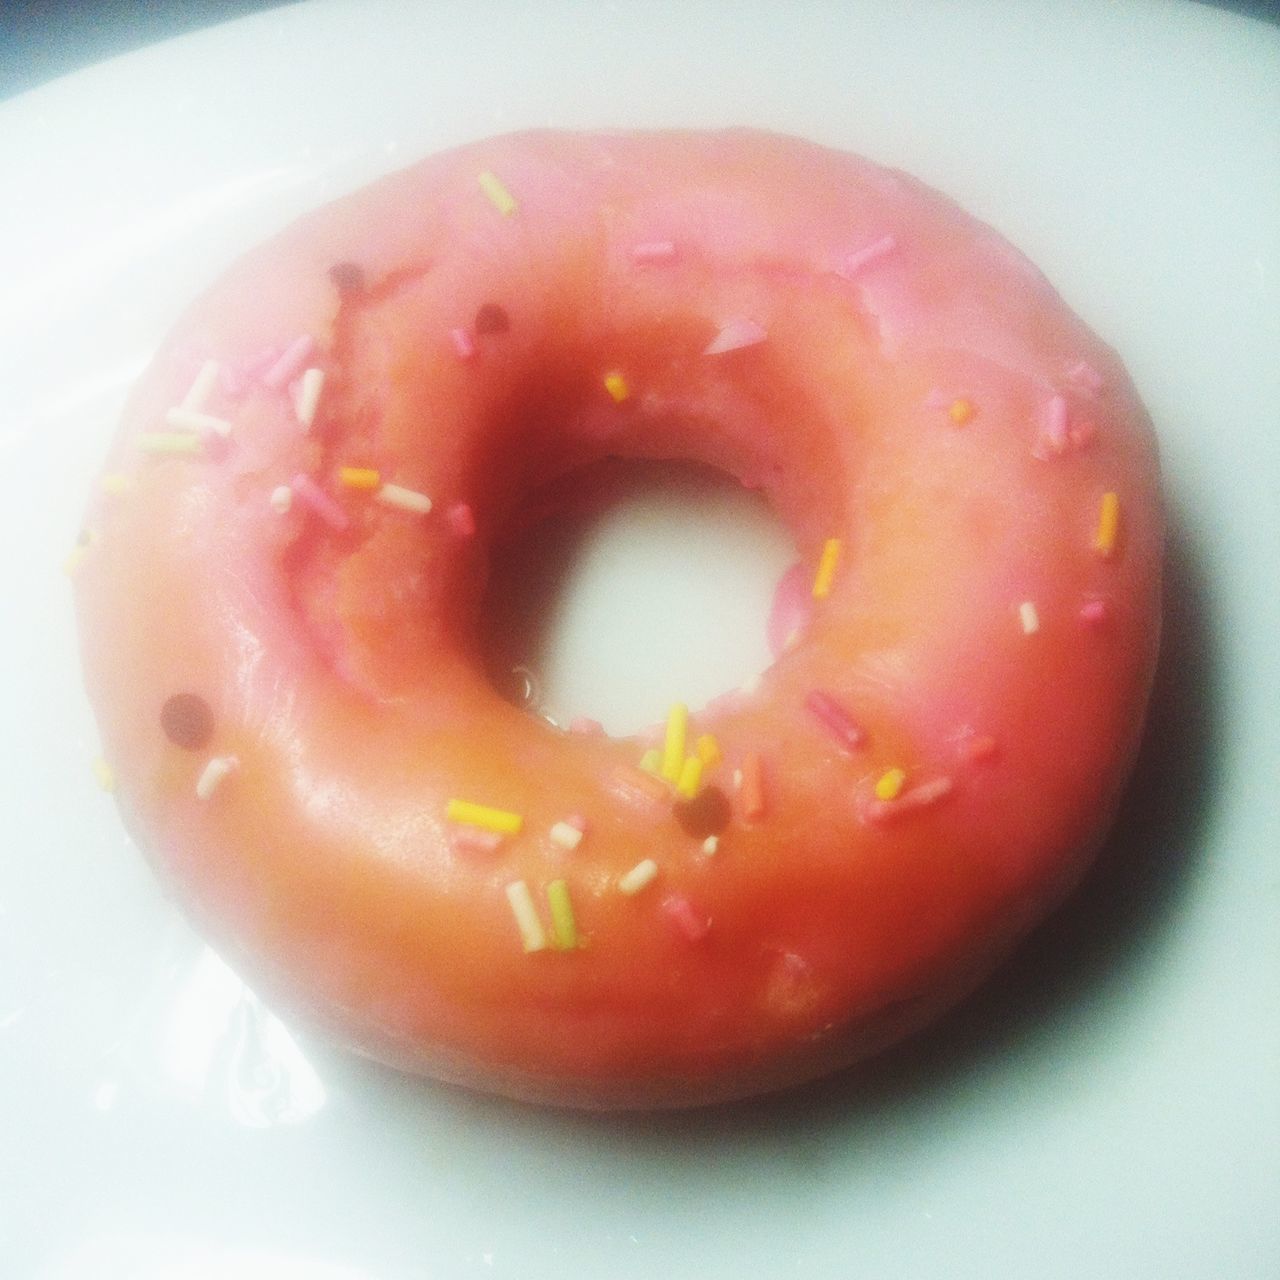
[137,431,202,454]
[91,757,115,792]
[100,473,132,495]
[1093,491,1120,558]
[63,546,88,576]
[338,466,380,490]
[547,879,579,950]
[618,858,659,896]
[661,702,688,783]
[812,538,842,599]
[875,768,906,801]
[505,880,547,952]
[478,170,518,217]
[446,799,523,835]
[948,398,974,425]
[639,747,663,775]
[676,754,703,800]
[695,733,722,768]
[603,371,630,403]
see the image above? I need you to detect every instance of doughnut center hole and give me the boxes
[480,458,796,736]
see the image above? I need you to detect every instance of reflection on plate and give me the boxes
[1,2,1278,1277]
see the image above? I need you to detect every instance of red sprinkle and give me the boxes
[1080,599,1110,626]
[961,734,1000,764]
[447,502,476,537]
[739,752,767,822]
[804,690,866,751]
[662,894,710,943]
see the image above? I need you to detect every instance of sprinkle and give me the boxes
[179,359,221,412]
[195,755,238,800]
[673,785,731,839]
[565,813,588,832]
[549,821,584,851]
[838,233,897,278]
[474,302,510,335]
[695,734,722,768]
[676,755,703,800]
[546,879,579,949]
[337,466,380,490]
[812,538,841,599]
[453,828,504,854]
[447,502,476,537]
[618,859,659,896]
[662,894,710,943]
[639,747,663,775]
[874,768,907,801]
[702,836,719,855]
[446,799,523,835]
[739,752,766,822]
[661,703,688,783]
[269,484,293,514]
[505,880,547,952]
[704,318,767,356]
[449,327,476,359]
[603,371,630,403]
[137,432,203,455]
[1080,598,1110,626]
[1067,360,1104,392]
[100,473,132,495]
[608,765,671,809]
[478,170,518,217]
[948,398,975,426]
[160,693,215,750]
[328,261,365,294]
[961,734,1000,763]
[376,482,432,514]
[1093,491,1121,558]
[163,407,232,436]
[91,757,115,792]
[569,716,603,735]
[294,367,325,429]
[804,690,866,751]
[1019,601,1040,634]
[864,775,953,824]
[290,473,350,532]
[1041,394,1071,455]
[632,240,677,264]
[262,335,315,391]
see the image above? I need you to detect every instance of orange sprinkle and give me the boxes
[948,398,975,425]
[1093,491,1120,558]
[739,752,766,822]
[338,466,380,490]
[603,371,630,403]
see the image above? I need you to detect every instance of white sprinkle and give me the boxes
[164,407,232,437]
[294,367,325,430]
[450,327,476,360]
[732,768,744,790]
[505,880,548,952]
[195,755,239,800]
[739,672,762,696]
[269,484,293,514]
[703,318,767,356]
[180,359,221,412]
[838,233,897,279]
[617,858,659,896]
[549,821,584,851]
[1019,601,1040,634]
[375,483,433,515]
[701,836,719,856]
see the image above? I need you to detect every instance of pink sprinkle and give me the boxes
[1079,598,1110,626]
[244,344,283,380]
[565,812,589,833]
[632,240,677,264]
[447,501,476,537]
[262,335,316,391]
[453,828,504,854]
[569,717,604,736]
[1067,360,1104,393]
[864,775,954,824]
[767,562,814,659]
[1070,418,1098,450]
[662,894,710,943]
[804,690,866,752]
[449,327,476,360]
[290,473,350,532]
[704,318,767,356]
[961,734,1000,764]
[838,233,897,279]
[1040,394,1070,455]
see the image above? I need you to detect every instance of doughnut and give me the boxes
[72,130,1163,1109]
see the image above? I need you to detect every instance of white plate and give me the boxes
[2,2,1278,1276]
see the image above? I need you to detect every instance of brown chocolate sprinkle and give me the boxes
[474,302,510,335]
[160,693,215,751]
[673,786,731,840]
[328,261,365,294]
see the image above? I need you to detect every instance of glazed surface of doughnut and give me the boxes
[74,130,1162,1108]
